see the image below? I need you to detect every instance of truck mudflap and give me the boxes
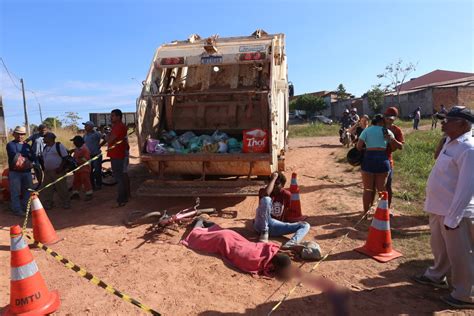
[137,179,266,197]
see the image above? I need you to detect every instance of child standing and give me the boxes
[70,136,93,201]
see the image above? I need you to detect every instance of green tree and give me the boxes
[377,59,417,109]
[62,112,82,130]
[292,94,327,116]
[365,86,385,113]
[336,83,349,100]
[42,117,62,129]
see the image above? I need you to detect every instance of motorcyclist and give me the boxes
[339,109,353,143]
[350,108,360,123]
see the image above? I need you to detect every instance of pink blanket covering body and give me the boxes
[182,225,280,275]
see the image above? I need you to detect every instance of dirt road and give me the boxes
[0,135,468,315]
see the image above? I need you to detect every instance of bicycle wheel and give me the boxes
[32,164,43,190]
[101,158,117,186]
[124,211,162,227]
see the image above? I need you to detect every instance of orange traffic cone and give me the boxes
[285,173,307,222]
[31,194,61,245]
[2,225,60,316]
[355,191,402,262]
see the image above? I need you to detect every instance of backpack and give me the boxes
[56,142,77,172]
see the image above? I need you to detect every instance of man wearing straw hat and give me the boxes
[6,126,33,216]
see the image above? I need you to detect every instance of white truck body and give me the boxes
[136,30,289,196]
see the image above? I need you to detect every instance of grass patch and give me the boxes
[393,129,441,201]
[395,118,431,129]
[288,123,339,138]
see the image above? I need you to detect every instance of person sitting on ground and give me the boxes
[254,172,310,248]
[70,136,93,201]
[41,132,71,210]
[182,217,292,278]
[356,114,402,213]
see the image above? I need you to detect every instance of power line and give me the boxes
[0,57,22,90]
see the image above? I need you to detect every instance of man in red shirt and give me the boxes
[384,107,405,212]
[106,109,129,206]
[254,172,310,248]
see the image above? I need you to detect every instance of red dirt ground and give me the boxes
[0,135,471,315]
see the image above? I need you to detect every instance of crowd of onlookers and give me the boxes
[5,109,130,217]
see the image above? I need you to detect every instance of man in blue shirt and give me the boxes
[6,126,33,216]
[82,121,104,190]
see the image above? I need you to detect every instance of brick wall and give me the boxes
[432,87,458,112]
[457,86,474,109]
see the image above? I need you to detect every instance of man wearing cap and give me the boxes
[41,132,71,209]
[413,106,474,309]
[384,107,404,212]
[26,124,48,166]
[83,121,103,190]
[6,126,33,216]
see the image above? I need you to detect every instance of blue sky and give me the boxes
[1,0,473,128]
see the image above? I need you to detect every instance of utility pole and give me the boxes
[38,103,43,123]
[20,78,30,135]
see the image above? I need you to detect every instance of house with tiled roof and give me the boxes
[382,70,474,117]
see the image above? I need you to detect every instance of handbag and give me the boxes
[56,142,77,172]
[12,153,33,171]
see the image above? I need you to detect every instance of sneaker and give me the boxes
[70,193,80,200]
[84,194,93,201]
[281,240,298,250]
[259,231,269,243]
[412,274,449,289]
[440,294,474,309]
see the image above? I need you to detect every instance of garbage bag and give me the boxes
[171,139,184,150]
[188,136,202,153]
[212,130,229,142]
[146,138,160,153]
[202,143,219,153]
[154,143,167,154]
[217,141,228,153]
[199,134,213,146]
[227,138,242,153]
[178,131,196,146]
[160,130,177,144]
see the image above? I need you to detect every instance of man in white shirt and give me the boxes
[413,106,474,309]
[41,132,71,210]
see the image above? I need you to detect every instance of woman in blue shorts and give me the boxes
[356,114,401,213]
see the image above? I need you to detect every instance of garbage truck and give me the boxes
[136,30,290,196]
